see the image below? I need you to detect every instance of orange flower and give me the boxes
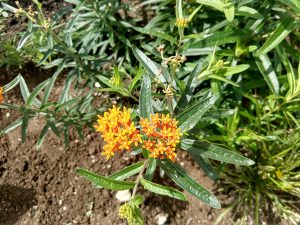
[94,106,141,159]
[140,113,182,161]
[0,87,3,103]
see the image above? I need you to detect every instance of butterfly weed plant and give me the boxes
[1,0,300,224]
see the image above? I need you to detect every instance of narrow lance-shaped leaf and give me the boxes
[109,162,144,181]
[196,0,224,11]
[133,27,176,44]
[189,153,219,181]
[26,79,49,106]
[42,64,65,104]
[140,74,153,119]
[19,75,30,102]
[95,162,144,189]
[254,53,279,95]
[21,110,30,143]
[215,64,250,76]
[256,15,296,56]
[223,1,235,22]
[159,159,221,208]
[76,168,136,190]
[176,0,183,19]
[0,118,22,136]
[17,31,32,51]
[175,59,207,114]
[144,158,157,181]
[141,178,187,201]
[176,93,218,132]
[132,46,166,84]
[3,76,20,93]
[181,139,255,165]
[236,6,263,19]
[37,125,49,150]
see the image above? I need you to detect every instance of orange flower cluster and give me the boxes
[0,87,3,103]
[140,114,182,161]
[94,106,141,159]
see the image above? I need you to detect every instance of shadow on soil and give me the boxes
[0,185,36,225]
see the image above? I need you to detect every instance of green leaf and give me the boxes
[48,120,61,137]
[254,53,279,95]
[223,1,235,22]
[18,75,30,102]
[185,30,248,49]
[256,15,296,56]
[208,75,239,87]
[139,74,153,119]
[144,158,157,181]
[0,118,22,136]
[132,46,166,84]
[1,3,17,13]
[215,64,250,76]
[59,74,76,103]
[55,98,79,111]
[132,206,145,225]
[21,110,30,143]
[109,162,144,181]
[133,27,176,44]
[17,31,32,51]
[141,178,187,201]
[158,159,221,208]
[190,154,219,181]
[181,139,255,165]
[129,68,143,92]
[36,125,49,150]
[236,6,263,19]
[26,79,49,106]
[176,93,218,132]
[94,162,144,189]
[130,195,144,206]
[196,0,224,11]
[176,0,183,19]
[3,76,20,93]
[76,168,136,190]
[175,59,208,113]
[42,65,64,104]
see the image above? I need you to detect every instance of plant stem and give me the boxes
[167,95,174,115]
[255,185,260,225]
[131,159,149,199]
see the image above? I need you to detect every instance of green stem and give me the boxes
[255,185,260,225]
[167,95,174,115]
[131,159,149,199]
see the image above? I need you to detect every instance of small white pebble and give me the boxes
[63,206,67,211]
[59,200,63,206]
[115,190,131,202]
[95,82,101,88]
[6,112,10,118]
[156,213,169,225]
[107,164,111,169]
[180,162,184,166]
[74,139,79,143]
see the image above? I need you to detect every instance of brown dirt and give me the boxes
[0,65,225,225]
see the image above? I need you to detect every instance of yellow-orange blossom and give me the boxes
[140,114,182,161]
[95,106,182,161]
[94,106,141,159]
[0,87,3,103]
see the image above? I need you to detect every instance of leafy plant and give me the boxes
[1,0,300,224]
